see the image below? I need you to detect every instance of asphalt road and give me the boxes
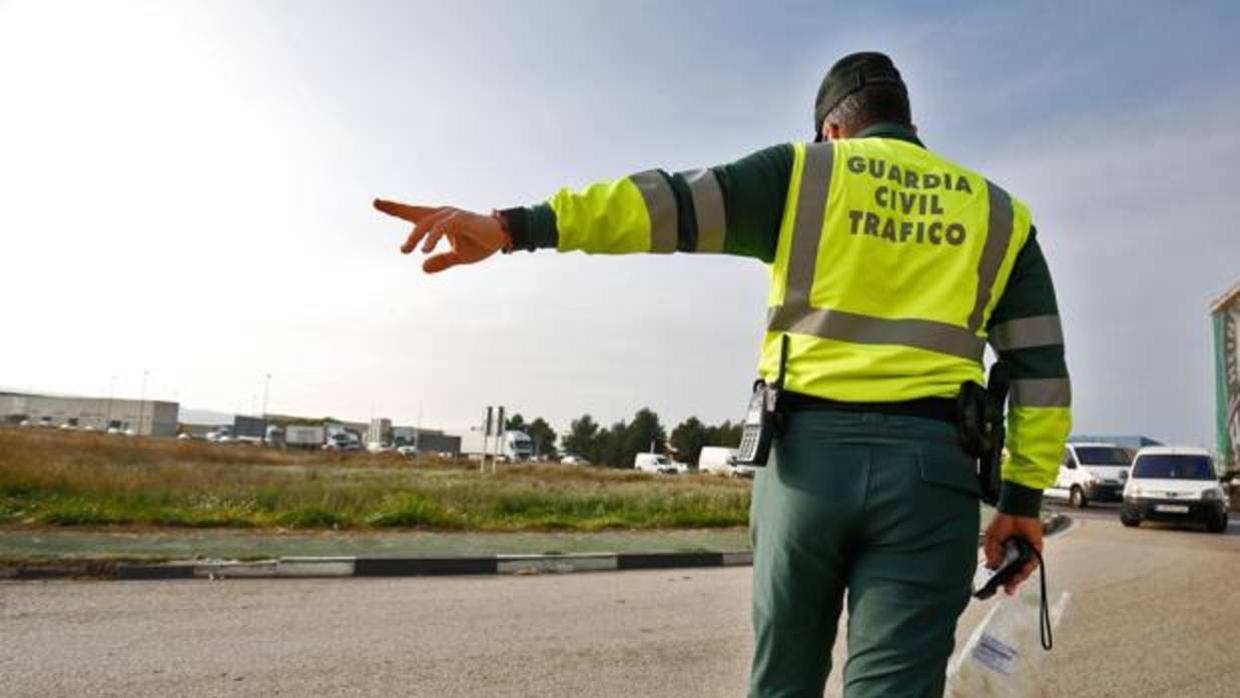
[3,507,1239,697]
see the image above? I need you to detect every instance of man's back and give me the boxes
[761,136,1033,405]
[374,50,1070,698]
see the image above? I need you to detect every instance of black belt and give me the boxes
[781,391,957,425]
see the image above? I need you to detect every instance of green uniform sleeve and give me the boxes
[500,144,794,262]
[985,228,1072,517]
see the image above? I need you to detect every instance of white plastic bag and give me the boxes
[944,581,1070,698]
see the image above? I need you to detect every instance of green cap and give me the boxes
[813,51,906,138]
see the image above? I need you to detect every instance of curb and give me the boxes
[0,550,755,582]
[0,516,1061,583]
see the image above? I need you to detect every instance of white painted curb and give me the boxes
[496,553,618,575]
[277,557,356,578]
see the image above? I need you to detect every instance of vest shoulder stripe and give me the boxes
[767,306,986,361]
[630,170,678,254]
[783,143,835,307]
[968,180,1015,332]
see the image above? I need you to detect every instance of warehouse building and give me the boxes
[0,391,179,436]
[1069,434,1163,451]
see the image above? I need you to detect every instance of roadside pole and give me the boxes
[495,406,505,475]
[260,373,271,445]
[481,407,492,474]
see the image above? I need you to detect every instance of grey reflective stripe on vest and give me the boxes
[783,143,834,308]
[768,306,987,360]
[765,143,986,362]
[1011,378,1071,407]
[630,170,678,253]
[989,315,1064,351]
[967,181,1015,332]
[679,169,726,253]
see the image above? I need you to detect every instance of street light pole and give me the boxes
[261,374,271,417]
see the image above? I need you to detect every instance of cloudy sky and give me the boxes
[2,0,1237,445]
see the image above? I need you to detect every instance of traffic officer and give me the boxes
[375,51,1070,698]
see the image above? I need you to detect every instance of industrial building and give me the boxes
[1069,434,1164,451]
[1213,281,1240,469]
[0,391,179,436]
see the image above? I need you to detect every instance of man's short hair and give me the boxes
[824,84,912,134]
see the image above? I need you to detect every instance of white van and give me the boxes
[1045,442,1132,508]
[634,453,678,474]
[699,446,738,476]
[1121,447,1229,532]
[697,446,758,478]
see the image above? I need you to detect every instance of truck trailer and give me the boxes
[455,429,534,461]
[285,425,325,450]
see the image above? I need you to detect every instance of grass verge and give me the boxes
[0,429,751,532]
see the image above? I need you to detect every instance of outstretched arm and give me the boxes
[374,144,795,273]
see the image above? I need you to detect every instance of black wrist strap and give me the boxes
[1031,545,1052,651]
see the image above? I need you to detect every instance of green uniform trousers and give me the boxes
[748,408,980,698]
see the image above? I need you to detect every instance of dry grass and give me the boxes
[0,429,750,531]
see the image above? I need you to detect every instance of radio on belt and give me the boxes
[736,335,789,466]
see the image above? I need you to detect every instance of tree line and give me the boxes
[558,408,743,468]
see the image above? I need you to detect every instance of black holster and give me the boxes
[957,362,1011,506]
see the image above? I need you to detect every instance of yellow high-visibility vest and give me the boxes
[758,139,1034,402]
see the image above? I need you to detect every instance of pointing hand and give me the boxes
[373,200,509,274]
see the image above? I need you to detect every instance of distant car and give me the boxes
[561,455,590,465]
[1121,447,1229,533]
[323,433,360,452]
[634,453,678,475]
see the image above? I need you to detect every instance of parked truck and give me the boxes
[455,429,534,461]
[233,415,268,445]
[285,425,325,450]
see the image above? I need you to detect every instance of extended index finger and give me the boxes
[373,199,442,223]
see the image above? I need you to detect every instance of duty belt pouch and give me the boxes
[736,335,790,467]
[957,362,1011,506]
[956,381,990,458]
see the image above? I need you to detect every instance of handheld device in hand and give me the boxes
[972,538,1035,600]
